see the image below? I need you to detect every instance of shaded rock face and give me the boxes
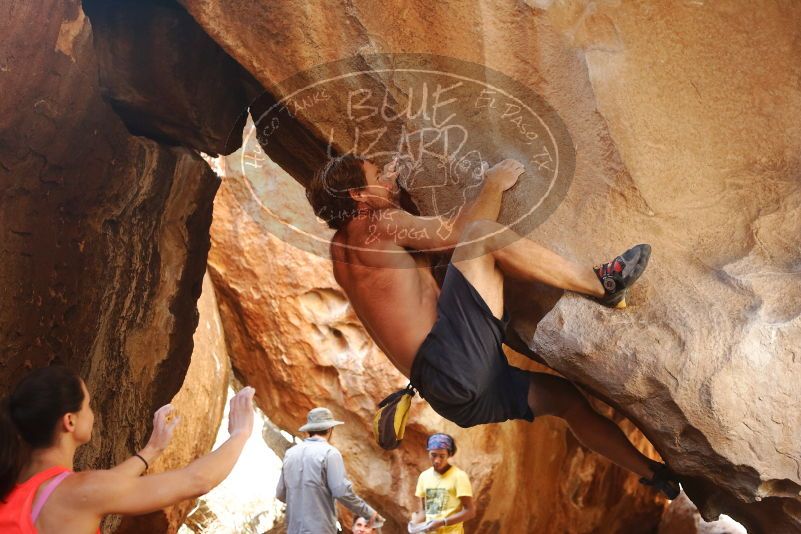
[0,1,236,531]
[118,273,230,534]
[82,0,258,155]
[0,0,217,469]
[182,1,801,531]
[208,150,666,533]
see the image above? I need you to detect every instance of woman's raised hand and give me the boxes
[145,404,181,453]
[227,387,256,438]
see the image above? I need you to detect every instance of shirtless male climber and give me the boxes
[306,154,679,498]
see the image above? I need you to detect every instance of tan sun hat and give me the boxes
[299,407,345,432]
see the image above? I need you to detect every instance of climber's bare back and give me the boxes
[331,213,439,377]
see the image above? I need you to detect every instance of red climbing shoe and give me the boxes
[592,244,651,308]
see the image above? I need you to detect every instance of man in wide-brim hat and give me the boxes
[277,407,384,534]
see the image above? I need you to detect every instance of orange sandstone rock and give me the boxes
[118,274,230,533]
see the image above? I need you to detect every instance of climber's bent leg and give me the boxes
[409,220,654,428]
[452,220,652,308]
[527,372,654,478]
[451,219,604,301]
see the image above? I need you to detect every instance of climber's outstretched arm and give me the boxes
[371,159,524,251]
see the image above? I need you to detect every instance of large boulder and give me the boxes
[207,141,666,533]
[0,2,238,530]
[182,1,801,531]
[0,0,217,474]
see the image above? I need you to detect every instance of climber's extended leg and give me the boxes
[451,219,651,310]
[527,373,653,476]
[527,373,680,498]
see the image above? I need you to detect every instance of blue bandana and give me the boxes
[426,433,454,452]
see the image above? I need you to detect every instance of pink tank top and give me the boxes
[0,466,99,533]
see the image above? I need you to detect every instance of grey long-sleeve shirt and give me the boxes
[276,437,375,534]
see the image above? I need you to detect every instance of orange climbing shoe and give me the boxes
[592,244,651,308]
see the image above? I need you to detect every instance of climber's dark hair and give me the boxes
[306,154,367,230]
[1,366,84,501]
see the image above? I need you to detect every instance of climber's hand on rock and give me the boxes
[228,386,255,438]
[485,158,525,191]
[380,157,401,187]
[145,404,181,453]
[382,156,398,174]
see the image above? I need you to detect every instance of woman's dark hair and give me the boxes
[1,366,84,501]
[306,154,367,230]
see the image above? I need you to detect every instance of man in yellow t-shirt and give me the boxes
[411,434,475,533]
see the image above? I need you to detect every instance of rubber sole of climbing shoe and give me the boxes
[593,243,652,308]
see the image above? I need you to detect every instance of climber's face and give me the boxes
[349,159,401,209]
[429,448,451,473]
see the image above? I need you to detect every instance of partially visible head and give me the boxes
[300,407,344,440]
[356,159,401,209]
[352,515,374,534]
[306,154,400,229]
[307,427,334,440]
[1,365,93,500]
[426,433,456,473]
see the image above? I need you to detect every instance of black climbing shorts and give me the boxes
[410,264,535,428]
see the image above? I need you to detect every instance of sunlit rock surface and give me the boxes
[182,2,801,530]
[119,273,230,533]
